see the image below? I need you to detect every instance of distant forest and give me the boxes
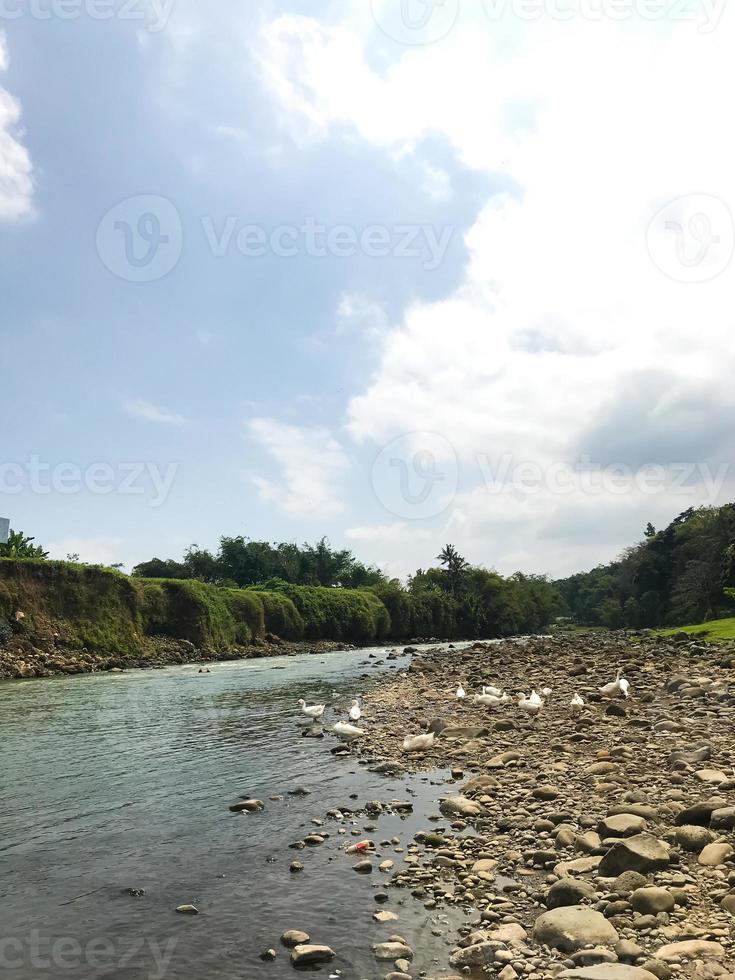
[556,504,735,628]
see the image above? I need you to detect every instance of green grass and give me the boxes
[658,617,735,642]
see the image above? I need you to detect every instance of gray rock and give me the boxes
[439,796,483,818]
[290,945,336,966]
[533,905,619,952]
[558,968,659,980]
[600,814,648,837]
[654,941,726,962]
[698,842,733,866]
[630,887,675,914]
[675,825,716,852]
[710,806,735,830]
[372,942,413,961]
[546,877,597,909]
[598,835,670,877]
[612,871,648,896]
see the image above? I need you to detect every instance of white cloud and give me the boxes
[248,417,350,518]
[48,537,125,567]
[260,10,735,576]
[123,398,188,426]
[335,293,389,339]
[0,33,34,221]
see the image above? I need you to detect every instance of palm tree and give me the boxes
[437,544,468,596]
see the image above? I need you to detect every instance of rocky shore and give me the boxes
[0,632,358,681]
[278,632,735,980]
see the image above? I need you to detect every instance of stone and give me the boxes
[374,910,399,923]
[698,842,734,866]
[598,835,670,877]
[675,825,716,852]
[710,807,735,830]
[674,801,720,827]
[229,799,264,813]
[558,968,659,980]
[439,796,483,818]
[695,769,728,784]
[546,877,597,909]
[449,942,498,968]
[487,923,527,943]
[373,942,413,961]
[570,948,618,967]
[533,785,561,800]
[281,930,310,947]
[630,887,675,914]
[612,871,648,896]
[472,858,498,873]
[353,860,373,874]
[533,906,619,952]
[175,905,199,915]
[654,941,726,962]
[600,814,648,837]
[290,945,336,966]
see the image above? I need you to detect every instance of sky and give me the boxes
[1,0,734,579]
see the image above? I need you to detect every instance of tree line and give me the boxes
[556,504,735,628]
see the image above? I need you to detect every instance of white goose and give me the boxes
[619,677,631,698]
[402,732,435,753]
[349,698,362,722]
[529,689,543,706]
[571,692,585,716]
[456,683,467,700]
[298,699,325,721]
[541,687,553,698]
[517,692,542,720]
[599,669,628,699]
[482,685,504,698]
[333,721,365,742]
[474,692,509,707]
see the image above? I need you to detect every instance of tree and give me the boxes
[437,544,468,596]
[0,529,49,560]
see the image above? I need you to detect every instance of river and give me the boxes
[0,645,469,979]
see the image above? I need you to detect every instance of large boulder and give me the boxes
[533,906,619,952]
[675,825,716,853]
[598,835,670,877]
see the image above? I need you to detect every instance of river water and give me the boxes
[0,646,469,980]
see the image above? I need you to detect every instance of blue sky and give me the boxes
[1,1,734,577]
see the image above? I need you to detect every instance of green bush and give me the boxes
[255,590,305,640]
[262,581,390,643]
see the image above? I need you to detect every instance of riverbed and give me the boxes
[0,645,467,979]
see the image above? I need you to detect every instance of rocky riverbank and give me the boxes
[0,632,359,681]
[279,632,735,980]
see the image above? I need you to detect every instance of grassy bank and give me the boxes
[657,617,735,642]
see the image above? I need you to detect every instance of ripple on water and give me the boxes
[0,645,469,979]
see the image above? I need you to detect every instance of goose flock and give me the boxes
[295,666,631,749]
